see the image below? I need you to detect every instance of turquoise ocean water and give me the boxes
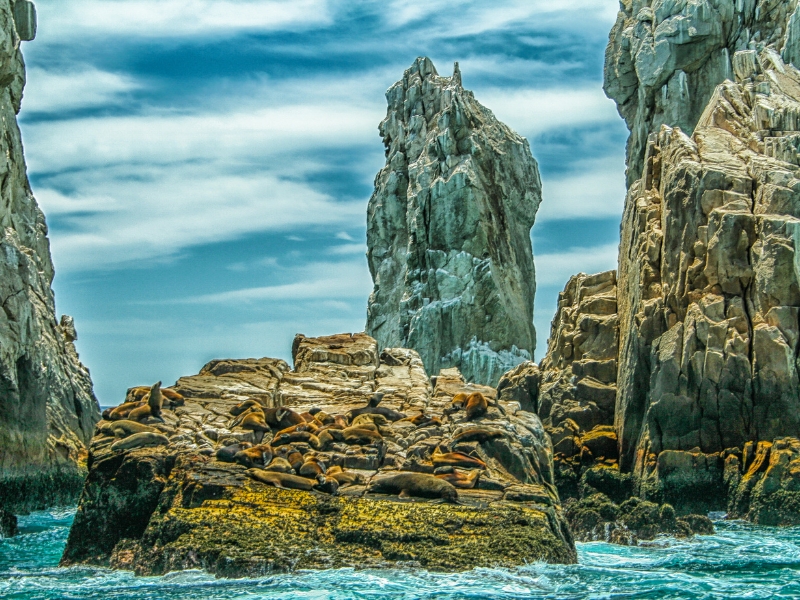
[2,508,800,599]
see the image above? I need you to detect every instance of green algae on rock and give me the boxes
[61,333,575,576]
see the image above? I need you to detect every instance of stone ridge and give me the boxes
[604,0,800,186]
[0,0,99,512]
[366,57,541,387]
[61,333,576,574]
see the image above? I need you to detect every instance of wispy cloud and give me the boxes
[24,67,140,113]
[537,156,626,221]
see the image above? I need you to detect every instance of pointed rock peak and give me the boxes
[452,61,462,87]
[409,56,438,79]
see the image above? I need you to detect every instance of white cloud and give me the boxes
[23,67,140,113]
[537,156,627,222]
[37,0,332,39]
[535,242,618,287]
[328,243,366,255]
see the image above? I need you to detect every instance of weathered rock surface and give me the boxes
[61,333,575,575]
[605,0,800,185]
[612,49,800,514]
[0,0,99,513]
[366,57,541,387]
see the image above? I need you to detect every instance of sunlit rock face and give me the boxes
[604,0,800,186]
[0,0,99,511]
[615,49,800,512]
[366,57,541,387]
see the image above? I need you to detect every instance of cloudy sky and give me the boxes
[22,0,627,405]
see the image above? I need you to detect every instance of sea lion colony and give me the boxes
[95,382,545,504]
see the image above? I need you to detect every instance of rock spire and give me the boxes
[366,57,541,386]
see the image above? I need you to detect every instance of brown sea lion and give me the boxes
[401,413,442,428]
[299,457,325,478]
[98,419,157,438]
[127,381,164,421]
[263,457,294,473]
[367,473,459,502]
[234,444,273,468]
[107,401,144,421]
[328,470,365,487]
[314,410,335,425]
[431,448,487,470]
[451,392,469,408]
[342,426,382,445]
[275,408,305,430]
[275,421,320,437]
[161,388,184,405]
[230,399,264,416]
[435,468,481,489]
[352,413,389,428]
[238,412,271,433]
[273,431,321,449]
[286,449,305,472]
[465,392,488,421]
[246,469,314,491]
[317,430,335,450]
[450,427,505,445]
[313,474,339,494]
[110,432,169,452]
[125,386,151,403]
[215,442,253,463]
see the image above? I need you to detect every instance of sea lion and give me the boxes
[98,419,157,438]
[313,474,339,495]
[275,421,320,437]
[125,386,151,403]
[215,442,253,463]
[342,426,382,445]
[246,469,314,491]
[314,410,335,425]
[299,457,325,478]
[431,448,487,470]
[451,392,468,408]
[263,457,294,473]
[107,401,144,421]
[127,381,164,421]
[352,413,389,428]
[110,432,169,452]
[435,468,481,489]
[465,392,488,421]
[230,399,264,416]
[275,408,305,430]
[238,412,271,433]
[161,388,184,406]
[273,431,320,449]
[234,444,274,468]
[326,465,343,475]
[328,470,365,487]
[450,427,505,445]
[401,413,442,428]
[367,473,459,503]
[317,430,335,450]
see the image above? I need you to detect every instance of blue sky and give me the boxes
[21,0,627,405]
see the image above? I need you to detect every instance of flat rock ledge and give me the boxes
[60,333,575,576]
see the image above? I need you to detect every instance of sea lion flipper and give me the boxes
[398,489,411,499]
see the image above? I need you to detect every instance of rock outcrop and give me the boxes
[612,49,800,514]
[366,57,541,387]
[604,0,800,185]
[61,333,575,575]
[0,0,99,513]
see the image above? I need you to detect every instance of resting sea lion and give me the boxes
[352,413,389,428]
[161,388,184,406]
[275,421,320,437]
[107,401,144,421]
[125,386,151,403]
[230,399,263,416]
[298,457,325,477]
[128,381,164,421]
[328,470,365,487]
[432,447,486,469]
[246,469,314,491]
[215,442,253,463]
[110,432,169,452]
[450,427,505,445]
[314,410,335,425]
[273,431,320,449]
[275,408,305,429]
[436,468,481,489]
[238,412,271,433]
[401,413,442,428]
[342,426,382,445]
[234,444,273,468]
[98,419,157,438]
[313,474,339,494]
[367,473,459,503]
[263,457,294,473]
[465,392,488,420]
[317,430,334,449]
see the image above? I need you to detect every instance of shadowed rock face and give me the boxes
[61,333,575,575]
[366,57,541,387]
[616,49,800,513]
[0,0,99,512]
[604,0,800,185]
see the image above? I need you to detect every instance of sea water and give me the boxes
[2,508,800,599]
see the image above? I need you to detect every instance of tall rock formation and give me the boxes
[366,57,541,387]
[0,0,100,511]
[604,0,800,186]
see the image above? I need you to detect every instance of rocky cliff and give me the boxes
[0,0,100,513]
[61,333,575,575]
[366,57,541,387]
[604,0,800,185]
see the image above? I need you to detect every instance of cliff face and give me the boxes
[604,0,800,185]
[0,0,100,511]
[615,49,800,513]
[62,333,575,575]
[366,57,541,387]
